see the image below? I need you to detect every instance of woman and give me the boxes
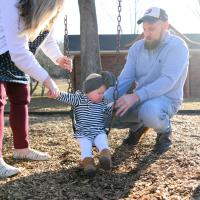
[0,0,72,178]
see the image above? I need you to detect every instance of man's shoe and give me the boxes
[155,132,172,154]
[122,125,149,146]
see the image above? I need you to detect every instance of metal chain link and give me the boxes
[64,15,75,133]
[113,0,122,102]
[107,0,122,134]
[64,15,70,57]
[64,15,73,93]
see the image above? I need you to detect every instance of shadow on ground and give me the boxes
[0,146,160,200]
[192,185,200,200]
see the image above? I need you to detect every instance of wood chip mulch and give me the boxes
[0,114,200,200]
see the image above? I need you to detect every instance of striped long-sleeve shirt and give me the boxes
[57,91,112,140]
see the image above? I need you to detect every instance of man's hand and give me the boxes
[115,93,140,116]
[56,56,73,72]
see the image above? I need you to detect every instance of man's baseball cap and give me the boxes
[137,7,168,24]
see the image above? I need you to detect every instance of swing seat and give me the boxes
[105,113,141,130]
[109,119,140,129]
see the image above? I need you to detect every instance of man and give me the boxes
[105,7,189,153]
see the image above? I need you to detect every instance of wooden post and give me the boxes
[78,0,102,88]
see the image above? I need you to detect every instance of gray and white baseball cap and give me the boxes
[137,7,168,24]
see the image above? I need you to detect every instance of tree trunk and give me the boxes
[78,0,101,87]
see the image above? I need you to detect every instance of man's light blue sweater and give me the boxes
[105,31,189,104]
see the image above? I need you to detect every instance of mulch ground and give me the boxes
[0,112,200,200]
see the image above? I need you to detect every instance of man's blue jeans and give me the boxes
[118,96,181,133]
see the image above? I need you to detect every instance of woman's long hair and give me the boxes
[17,0,64,41]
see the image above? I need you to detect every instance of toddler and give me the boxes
[49,71,115,177]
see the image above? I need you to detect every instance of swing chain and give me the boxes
[107,0,122,134]
[64,15,73,93]
[64,15,76,133]
[64,15,70,57]
[113,0,122,102]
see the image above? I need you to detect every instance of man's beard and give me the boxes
[144,39,161,50]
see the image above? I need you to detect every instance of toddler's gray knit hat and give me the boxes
[83,71,116,93]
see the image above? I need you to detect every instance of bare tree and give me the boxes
[78,0,102,86]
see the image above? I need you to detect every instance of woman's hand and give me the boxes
[47,90,60,99]
[56,56,73,72]
[115,93,140,116]
[43,76,60,98]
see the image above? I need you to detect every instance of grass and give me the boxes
[4,79,200,112]
[5,79,71,112]
[182,97,200,110]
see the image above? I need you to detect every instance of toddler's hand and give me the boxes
[43,76,59,98]
[47,90,60,99]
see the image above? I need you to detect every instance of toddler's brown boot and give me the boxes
[99,149,112,171]
[81,157,96,177]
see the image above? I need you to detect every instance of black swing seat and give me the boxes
[105,120,140,129]
[105,113,141,129]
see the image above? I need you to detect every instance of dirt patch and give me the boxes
[0,114,200,199]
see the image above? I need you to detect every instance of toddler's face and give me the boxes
[86,85,106,103]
